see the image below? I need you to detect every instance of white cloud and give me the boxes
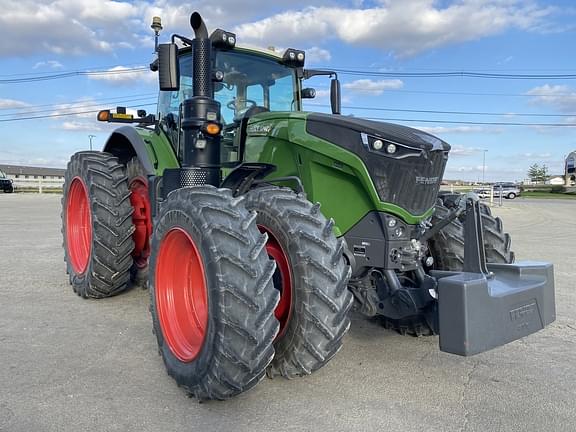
[59,121,106,132]
[87,66,156,86]
[418,126,486,135]
[0,0,333,58]
[42,98,113,131]
[313,89,331,98]
[518,152,553,159]
[305,46,331,64]
[446,145,481,157]
[343,79,403,95]
[0,98,29,109]
[235,1,555,57]
[48,100,147,132]
[0,1,560,59]
[33,60,64,69]
[526,84,576,112]
[448,165,489,173]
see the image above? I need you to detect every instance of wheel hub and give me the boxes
[66,177,92,274]
[155,228,208,362]
[258,225,293,338]
[129,177,152,268]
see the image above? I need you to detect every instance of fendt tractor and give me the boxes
[61,12,556,400]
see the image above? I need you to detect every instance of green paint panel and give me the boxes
[134,127,180,175]
[243,112,434,234]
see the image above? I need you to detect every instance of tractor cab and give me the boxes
[156,46,304,166]
[151,21,340,172]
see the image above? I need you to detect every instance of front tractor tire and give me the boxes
[244,187,353,378]
[382,195,514,337]
[62,151,135,298]
[149,186,280,400]
[429,195,514,271]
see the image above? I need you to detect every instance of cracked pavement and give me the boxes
[0,194,575,432]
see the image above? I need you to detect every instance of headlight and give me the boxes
[209,29,236,49]
[360,133,422,159]
[282,48,305,67]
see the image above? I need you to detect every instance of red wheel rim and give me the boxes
[129,177,152,268]
[66,177,92,274]
[258,225,293,338]
[155,228,208,362]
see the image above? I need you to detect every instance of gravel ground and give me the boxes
[0,193,574,432]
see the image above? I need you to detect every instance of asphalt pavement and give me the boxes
[0,193,574,432]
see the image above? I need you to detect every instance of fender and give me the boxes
[103,126,181,176]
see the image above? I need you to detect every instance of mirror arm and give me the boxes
[303,69,338,80]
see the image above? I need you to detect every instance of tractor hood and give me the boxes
[305,113,450,152]
[305,112,450,217]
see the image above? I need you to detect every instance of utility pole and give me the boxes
[88,134,96,151]
[482,149,488,184]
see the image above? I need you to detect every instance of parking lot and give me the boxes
[0,193,574,432]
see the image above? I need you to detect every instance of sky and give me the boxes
[1,0,575,182]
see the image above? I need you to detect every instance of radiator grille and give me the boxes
[369,150,447,216]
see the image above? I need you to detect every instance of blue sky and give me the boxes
[1,0,575,182]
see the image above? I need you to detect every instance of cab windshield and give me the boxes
[0,170,6,179]
[158,49,299,126]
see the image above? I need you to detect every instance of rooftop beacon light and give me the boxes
[151,16,163,52]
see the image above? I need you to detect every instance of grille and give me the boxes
[179,168,208,187]
[369,150,447,216]
[162,168,212,199]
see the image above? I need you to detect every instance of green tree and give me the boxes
[528,163,540,182]
[527,163,550,183]
[539,164,549,183]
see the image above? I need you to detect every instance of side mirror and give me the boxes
[158,43,179,91]
[330,78,341,115]
[302,88,316,99]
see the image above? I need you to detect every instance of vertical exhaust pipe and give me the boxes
[167,11,222,189]
[190,12,212,98]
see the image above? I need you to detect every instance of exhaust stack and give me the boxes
[190,12,211,98]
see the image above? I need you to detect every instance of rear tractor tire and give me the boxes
[126,157,152,285]
[149,186,280,400]
[244,186,353,378]
[62,151,135,298]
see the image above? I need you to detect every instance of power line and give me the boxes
[0,103,156,123]
[328,66,576,73]
[3,63,576,85]
[0,93,157,112]
[0,67,149,84]
[306,103,576,117]
[0,97,156,118]
[329,68,576,80]
[363,116,576,127]
[378,88,576,98]
[0,62,146,78]
[0,104,573,127]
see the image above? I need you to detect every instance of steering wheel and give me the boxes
[227,99,258,118]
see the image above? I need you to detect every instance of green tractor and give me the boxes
[61,12,556,400]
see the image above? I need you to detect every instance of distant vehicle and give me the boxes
[0,169,13,193]
[474,183,520,200]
